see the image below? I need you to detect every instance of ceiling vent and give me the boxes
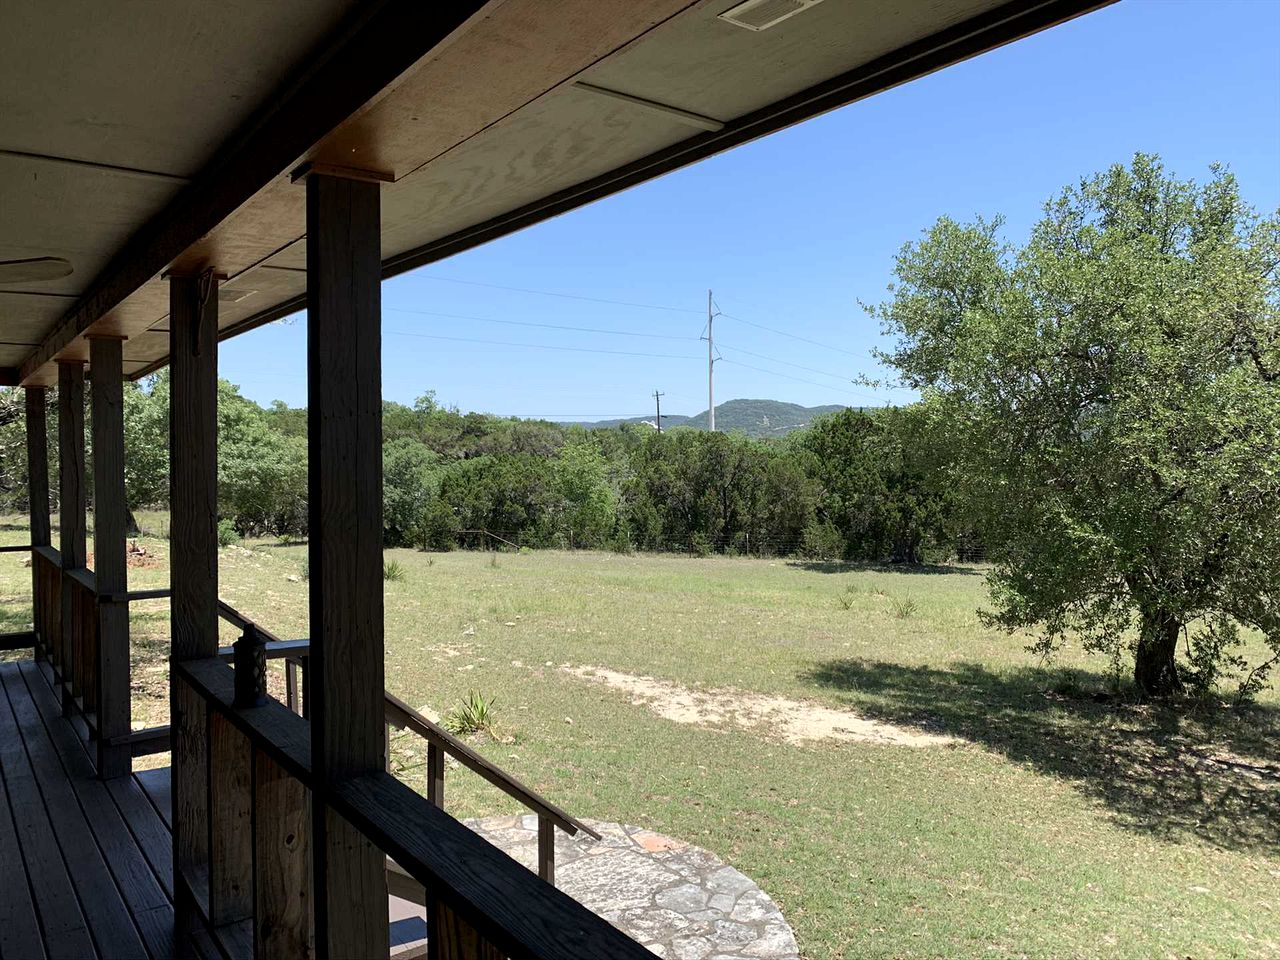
[717,0,826,32]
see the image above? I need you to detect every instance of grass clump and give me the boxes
[889,595,919,619]
[443,690,497,735]
[384,558,407,583]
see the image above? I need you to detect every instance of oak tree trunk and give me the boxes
[1134,608,1183,696]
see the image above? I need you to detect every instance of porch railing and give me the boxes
[169,601,647,960]
[213,601,601,886]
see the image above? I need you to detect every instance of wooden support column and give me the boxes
[57,360,87,716]
[302,165,389,959]
[90,336,132,778]
[25,387,50,659]
[169,271,219,926]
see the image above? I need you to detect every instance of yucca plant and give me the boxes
[443,690,497,735]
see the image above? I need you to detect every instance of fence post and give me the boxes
[90,335,132,778]
[25,388,50,661]
[56,360,87,717]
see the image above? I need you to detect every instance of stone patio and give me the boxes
[464,815,801,960]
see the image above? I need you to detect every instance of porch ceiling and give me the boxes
[0,0,1110,386]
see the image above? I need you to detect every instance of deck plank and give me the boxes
[0,663,95,959]
[107,774,176,901]
[135,766,173,830]
[0,665,147,959]
[0,677,46,960]
[17,662,174,959]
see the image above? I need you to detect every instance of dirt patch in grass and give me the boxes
[563,664,960,748]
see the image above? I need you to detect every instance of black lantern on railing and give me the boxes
[233,622,268,708]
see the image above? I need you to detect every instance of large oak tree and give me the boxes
[874,155,1280,697]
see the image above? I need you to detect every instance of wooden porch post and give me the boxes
[25,387,50,660]
[169,271,219,932]
[57,360,87,716]
[89,336,132,778]
[302,165,390,959]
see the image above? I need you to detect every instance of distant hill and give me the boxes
[561,399,852,438]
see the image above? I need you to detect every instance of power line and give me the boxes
[384,305,698,341]
[489,412,652,419]
[718,309,879,362]
[716,342,857,383]
[416,275,702,314]
[385,330,701,361]
[721,358,890,399]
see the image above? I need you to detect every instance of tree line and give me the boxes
[0,383,966,564]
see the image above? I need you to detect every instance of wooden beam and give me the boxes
[253,749,312,958]
[0,631,38,651]
[169,274,218,662]
[208,713,253,926]
[25,387,50,661]
[18,0,488,385]
[57,361,86,717]
[89,336,131,778]
[305,168,388,959]
[169,272,219,934]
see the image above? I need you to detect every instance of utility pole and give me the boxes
[706,289,715,432]
[652,389,664,434]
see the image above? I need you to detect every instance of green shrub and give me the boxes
[418,498,460,551]
[383,559,406,583]
[689,533,714,558]
[800,520,844,560]
[443,690,497,735]
[216,519,240,548]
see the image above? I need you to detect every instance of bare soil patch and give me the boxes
[563,665,959,748]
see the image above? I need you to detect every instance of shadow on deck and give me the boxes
[0,660,432,959]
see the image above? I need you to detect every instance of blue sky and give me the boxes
[221,0,1280,420]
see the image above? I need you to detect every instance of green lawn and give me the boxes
[2,516,1277,959]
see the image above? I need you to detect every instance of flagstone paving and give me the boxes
[465,815,801,960]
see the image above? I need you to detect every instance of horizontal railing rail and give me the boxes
[176,655,650,959]
[211,599,597,884]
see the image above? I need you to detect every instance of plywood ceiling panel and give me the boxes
[585,0,1000,123]
[0,155,180,296]
[0,344,35,366]
[88,281,170,342]
[381,91,696,260]
[0,293,70,335]
[0,0,355,177]
[216,265,307,330]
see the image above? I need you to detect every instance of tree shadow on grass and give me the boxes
[802,657,1280,854]
[786,560,981,576]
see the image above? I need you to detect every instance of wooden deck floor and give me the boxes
[0,659,205,960]
[0,659,429,960]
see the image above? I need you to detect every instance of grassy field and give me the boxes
[1,514,1277,959]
